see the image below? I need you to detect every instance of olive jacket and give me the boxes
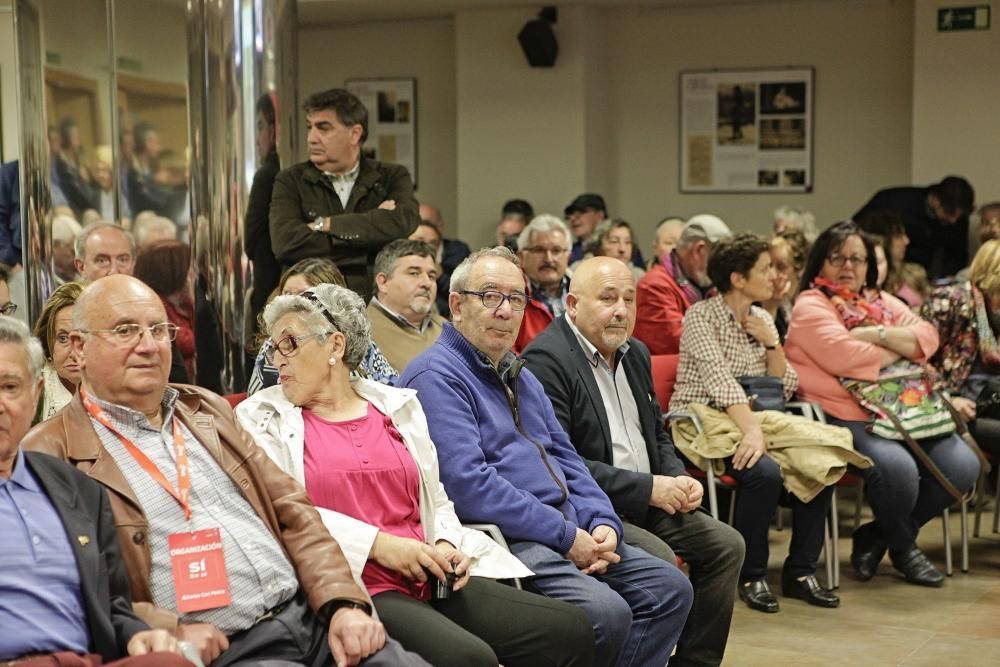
[269,158,419,299]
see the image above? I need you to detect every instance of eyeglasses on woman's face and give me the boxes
[826,253,868,268]
[265,332,332,364]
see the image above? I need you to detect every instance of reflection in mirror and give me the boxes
[114,0,190,242]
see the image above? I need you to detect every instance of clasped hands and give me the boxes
[650,475,704,513]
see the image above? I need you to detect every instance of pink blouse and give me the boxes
[785,289,939,422]
[303,403,428,599]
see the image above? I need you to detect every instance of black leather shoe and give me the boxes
[738,579,780,613]
[850,522,887,581]
[781,573,841,608]
[889,546,945,587]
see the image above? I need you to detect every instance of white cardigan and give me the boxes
[236,378,532,590]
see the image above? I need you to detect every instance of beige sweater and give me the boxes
[367,300,444,372]
[671,403,873,502]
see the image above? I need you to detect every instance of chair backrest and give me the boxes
[650,354,680,414]
[223,392,247,408]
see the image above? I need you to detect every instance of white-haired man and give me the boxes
[514,214,573,352]
[633,214,732,355]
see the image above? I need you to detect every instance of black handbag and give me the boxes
[975,377,1000,421]
[737,375,786,412]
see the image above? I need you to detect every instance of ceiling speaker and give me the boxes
[518,6,558,68]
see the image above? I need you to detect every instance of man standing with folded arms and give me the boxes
[23,275,427,667]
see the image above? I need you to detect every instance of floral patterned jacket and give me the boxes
[921,282,977,394]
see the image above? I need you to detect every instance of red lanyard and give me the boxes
[81,387,192,520]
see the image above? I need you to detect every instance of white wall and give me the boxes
[607,0,915,244]
[298,18,459,235]
[912,0,999,206]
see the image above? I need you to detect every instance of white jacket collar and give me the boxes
[244,377,417,420]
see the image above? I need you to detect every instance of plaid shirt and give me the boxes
[669,295,797,412]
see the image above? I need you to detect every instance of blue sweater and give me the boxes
[400,324,622,555]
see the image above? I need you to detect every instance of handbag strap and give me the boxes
[875,397,990,502]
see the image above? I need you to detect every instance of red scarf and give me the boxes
[811,277,894,330]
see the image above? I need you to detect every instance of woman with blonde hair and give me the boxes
[32,281,86,421]
[922,239,1000,455]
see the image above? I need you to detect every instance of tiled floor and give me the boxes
[722,499,1000,666]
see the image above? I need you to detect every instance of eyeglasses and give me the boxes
[523,246,568,257]
[0,302,17,316]
[460,290,531,311]
[79,322,179,346]
[265,333,330,364]
[827,254,868,268]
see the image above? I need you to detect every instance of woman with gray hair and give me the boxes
[236,284,594,667]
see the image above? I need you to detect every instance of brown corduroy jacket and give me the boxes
[22,384,368,631]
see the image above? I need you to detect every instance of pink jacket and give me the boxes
[784,289,939,422]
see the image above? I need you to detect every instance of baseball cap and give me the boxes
[564,193,607,217]
[680,214,733,244]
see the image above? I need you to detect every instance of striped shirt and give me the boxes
[90,387,298,633]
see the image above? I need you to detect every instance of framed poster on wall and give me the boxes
[345,77,417,186]
[680,67,814,193]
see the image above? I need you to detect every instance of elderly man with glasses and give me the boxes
[514,214,573,351]
[400,247,693,667]
[23,274,428,667]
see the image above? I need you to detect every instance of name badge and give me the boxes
[168,528,232,613]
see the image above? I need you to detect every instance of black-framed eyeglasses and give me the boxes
[460,290,531,311]
[79,322,179,346]
[826,254,868,268]
[265,333,331,364]
[0,302,17,317]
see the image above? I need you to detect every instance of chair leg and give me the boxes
[775,505,784,531]
[942,509,953,577]
[975,493,983,538]
[706,468,719,520]
[831,488,841,589]
[823,516,834,590]
[961,500,969,574]
[728,488,737,527]
[993,479,1000,534]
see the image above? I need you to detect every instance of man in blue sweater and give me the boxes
[401,247,693,667]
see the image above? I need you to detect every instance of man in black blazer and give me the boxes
[0,317,190,667]
[522,257,744,667]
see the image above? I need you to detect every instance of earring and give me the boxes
[328,357,337,366]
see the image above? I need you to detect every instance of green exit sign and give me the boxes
[938,5,990,31]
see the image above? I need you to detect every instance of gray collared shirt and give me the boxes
[89,387,298,634]
[324,160,360,208]
[566,315,650,474]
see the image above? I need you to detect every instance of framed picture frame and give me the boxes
[345,77,417,187]
[679,67,814,193]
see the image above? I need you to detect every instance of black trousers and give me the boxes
[372,577,595,667]
[212,592,429,667]
[623,509,744,667]
[726,455,834,581]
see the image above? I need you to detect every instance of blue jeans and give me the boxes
[509,540,693,667]
[830,418,981,551]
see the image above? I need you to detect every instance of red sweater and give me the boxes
[163,296,196,378]
[633,263,692,355]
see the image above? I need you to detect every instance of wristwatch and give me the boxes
[877,324,888,346]
[310,216,327,232]
[765,340,781,351]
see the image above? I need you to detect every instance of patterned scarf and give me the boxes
[662,249,713,306]
[811,277,894,330]
[971,285,1000,368]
